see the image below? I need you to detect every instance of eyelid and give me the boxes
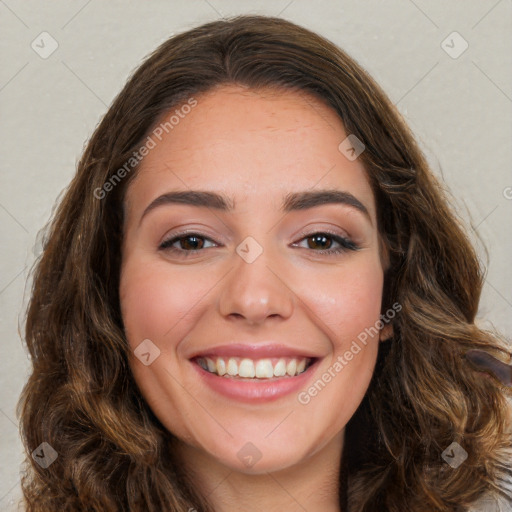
[293,228,360,252]
[158,226,351,246]
[159,230,220,251]
[159,228,360,256]
[294,226,351,242]
[158,226,224,247]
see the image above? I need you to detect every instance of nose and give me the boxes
[217,244,294,326]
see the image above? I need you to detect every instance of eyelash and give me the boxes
[158,230,360,257]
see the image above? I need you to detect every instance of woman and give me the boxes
[17,14,512,512]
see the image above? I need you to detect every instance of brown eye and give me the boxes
[159,233,216,252]
[294,231,359,256]
[306,234,333,250]
[177,235,204,250]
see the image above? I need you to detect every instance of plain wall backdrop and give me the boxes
[1,1,511,510]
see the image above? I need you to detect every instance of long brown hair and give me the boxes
[17,14,512,511]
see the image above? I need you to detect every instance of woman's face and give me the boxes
[120,85,387,474]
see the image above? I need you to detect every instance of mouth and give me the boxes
[192,355,316,380]
[187,343,321,402]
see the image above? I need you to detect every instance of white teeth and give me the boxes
[238,358,256,378]
[255,359,274,378]
[286,359,297,376]
[197,356,311,379]
[216,358,226,376]
[206,357,216,373]
[274,358,287,377]
[227,358,238,376]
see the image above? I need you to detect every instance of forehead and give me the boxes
[125,85,376,221]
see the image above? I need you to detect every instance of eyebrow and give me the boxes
[139,189,371,224]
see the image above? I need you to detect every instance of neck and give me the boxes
[175,431,345,512]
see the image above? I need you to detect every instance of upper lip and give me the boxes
[188,343,320,360]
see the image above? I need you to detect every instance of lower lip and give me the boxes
[190,359,320,403]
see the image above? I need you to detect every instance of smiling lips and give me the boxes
[190,344,320,402]
[195,355,312,379]
[190,343,319,380]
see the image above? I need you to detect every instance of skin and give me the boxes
[119,85,392,512]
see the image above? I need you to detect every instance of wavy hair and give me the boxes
[17,14,512,511]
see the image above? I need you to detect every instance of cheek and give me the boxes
[120,250,385,351]
[294,259,384,436]
[119,259,208,348]
[301,256,384,346]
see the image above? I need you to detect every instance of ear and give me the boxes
[379,322,393,342]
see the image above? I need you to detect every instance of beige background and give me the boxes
[1,1,511,510]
